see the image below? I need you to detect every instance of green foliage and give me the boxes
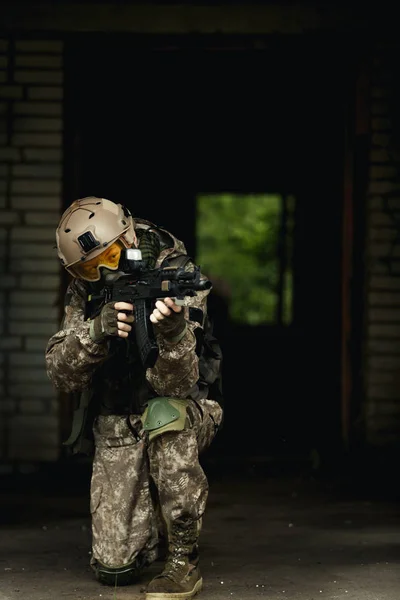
[196,193,287,325]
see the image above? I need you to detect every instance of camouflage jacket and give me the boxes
[45,219,210,423]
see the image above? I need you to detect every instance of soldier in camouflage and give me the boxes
[45,197,223,600]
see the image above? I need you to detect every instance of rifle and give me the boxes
[89,248,212,368]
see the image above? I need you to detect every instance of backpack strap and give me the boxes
[161,253,192,269]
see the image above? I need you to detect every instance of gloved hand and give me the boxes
[89,301,134,343]
[150,297,186,342]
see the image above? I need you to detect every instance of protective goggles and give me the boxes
[70,240,124,281]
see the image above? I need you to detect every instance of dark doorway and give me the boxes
[65,34,346,464]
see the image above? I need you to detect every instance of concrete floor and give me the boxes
[0,463,399,600]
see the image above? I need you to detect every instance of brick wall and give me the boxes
[2,33,400,461]
[365,45,400,446]
[0,39,63,463]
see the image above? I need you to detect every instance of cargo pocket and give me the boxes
[90,415,157,569]
[195,399,223,454]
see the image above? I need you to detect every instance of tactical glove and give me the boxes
[89,302,119,343]
[153,307,187,343]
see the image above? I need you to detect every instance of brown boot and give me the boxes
[145,521,203,600]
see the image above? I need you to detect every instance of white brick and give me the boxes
[0,465,14,474]
[0,56,8,68]
[368,181,400,194]
[25,337,51,351]
[0,102,7,114]
[22,148,62,162]
[0,337,22,350]
[372,101,389,115]
[10,352,47,367]
[367,370,398,385]
[14,117,62,132]
[11,180,61,195]
[0,211,21,225]
[10,320,58,335]
[369,227,397,242]
[7,416,59,461]
[0,275,18,289]
[372,117,391,131]
[0,195,5,208]
[370,165,398,179]
[369,260,400,275]
[369,212,397,226]
[371,86,390,99]
[10,290,58,305]
[9,444,59,462]
[14,102,62,116]
[368,356,400,370]
[0,179,6,193]
[387,198,400,210]
[11,225,55,241]
[369,308,400,322]
[9,382,55,398]
[14,71,63,85]
[0,163,8,176]
[12,133,62,147]
[370,276,400,290]
[15,55,62,69]
[369,243,400,258]
[369,291,400,306]
[10,368,49,383]
[372,133,391,147]
[368,339,400,353]
[0,147,21,161]
[0,86,23,100]
[0,398,17,414]
[10,306,59,320]
[368,323,400,338]
[19,399,48,414]
[11,196,61,210]
[0,227,7,240]
[10,240,58,260]
[24,211,60,226]
[19,273,60,288]
[12,164,62,178]
[15,40,63,53]
[0,71,7,83]
[0,41,8,52]
[366,401,400,418]
[27,87,63,100]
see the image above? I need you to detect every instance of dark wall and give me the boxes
[65,34,347,462]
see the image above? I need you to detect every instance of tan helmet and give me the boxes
[56,197,135,277]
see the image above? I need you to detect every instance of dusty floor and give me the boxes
[0,461,399,600]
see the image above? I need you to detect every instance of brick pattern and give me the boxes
[366,47,400,446]
[0,39,62,462]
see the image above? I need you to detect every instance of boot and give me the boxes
[145,520,203,600]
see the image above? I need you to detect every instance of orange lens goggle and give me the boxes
[71,240,124,281]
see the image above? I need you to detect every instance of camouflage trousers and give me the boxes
[89,398,223,570]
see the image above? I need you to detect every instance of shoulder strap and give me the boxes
[161,253,192,269]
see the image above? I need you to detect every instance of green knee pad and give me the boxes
[142,397,188,442]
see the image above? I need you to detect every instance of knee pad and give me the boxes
[93,560,141,587]
[142,397,189,442]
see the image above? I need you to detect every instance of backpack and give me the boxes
[163,254,224,407]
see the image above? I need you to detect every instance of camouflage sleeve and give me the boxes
[146,263,209,398]
[45,278,109,393]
